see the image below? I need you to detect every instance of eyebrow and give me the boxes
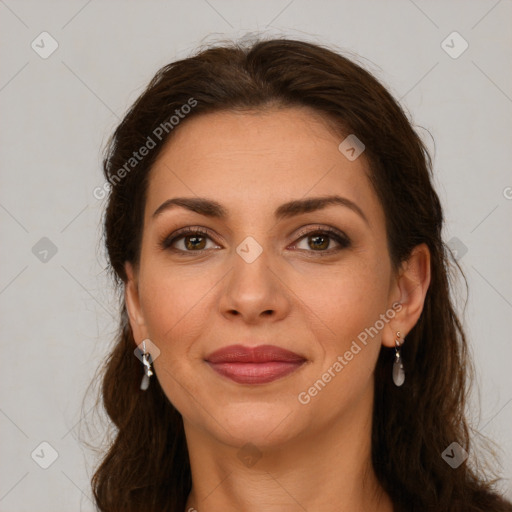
[152,194,369,226]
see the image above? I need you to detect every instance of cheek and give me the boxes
[293,257,390,344]
[294,257,391,402]
[296,269,388,409]
[139,268,210,347]
[137,270,209,411]
[136,259,228,396]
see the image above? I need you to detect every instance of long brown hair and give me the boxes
[88,37,512,511]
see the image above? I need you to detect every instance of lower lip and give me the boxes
[207,361,304,384]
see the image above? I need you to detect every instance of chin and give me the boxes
[210,401,303,449]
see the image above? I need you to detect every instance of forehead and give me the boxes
[145,108,383,227]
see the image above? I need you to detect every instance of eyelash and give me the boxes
[159,225,351,257]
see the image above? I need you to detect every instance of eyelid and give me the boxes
[293,224,348,242]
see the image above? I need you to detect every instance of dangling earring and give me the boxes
[392,331,405,387]
[140,339,154,391]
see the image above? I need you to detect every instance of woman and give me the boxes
[90,37,512,511]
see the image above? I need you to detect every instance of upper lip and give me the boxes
[205,344,306,364]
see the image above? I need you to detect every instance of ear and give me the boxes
[124,261,149,344]
[382,243,431,348]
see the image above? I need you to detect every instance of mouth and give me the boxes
[205,344,307,385]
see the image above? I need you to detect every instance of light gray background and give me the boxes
[1,1,511,510]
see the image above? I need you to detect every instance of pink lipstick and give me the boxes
[205,344,306,384]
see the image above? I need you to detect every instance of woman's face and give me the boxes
[125,107,403,449]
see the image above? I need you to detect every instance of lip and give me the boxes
[205,344,306,384]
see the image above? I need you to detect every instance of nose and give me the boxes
[218,246,290,325]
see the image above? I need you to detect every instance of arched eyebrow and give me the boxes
[152,195,369,226]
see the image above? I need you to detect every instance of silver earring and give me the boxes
[392,331,405,387]
[140,339,154,391]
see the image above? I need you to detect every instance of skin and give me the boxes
[124,107,431,512]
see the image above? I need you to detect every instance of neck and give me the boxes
[182,385,394,512]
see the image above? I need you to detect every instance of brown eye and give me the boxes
[293,227,351,254]
[161,228,220,253]
[306,233,330,250]
[182,234,207,251]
